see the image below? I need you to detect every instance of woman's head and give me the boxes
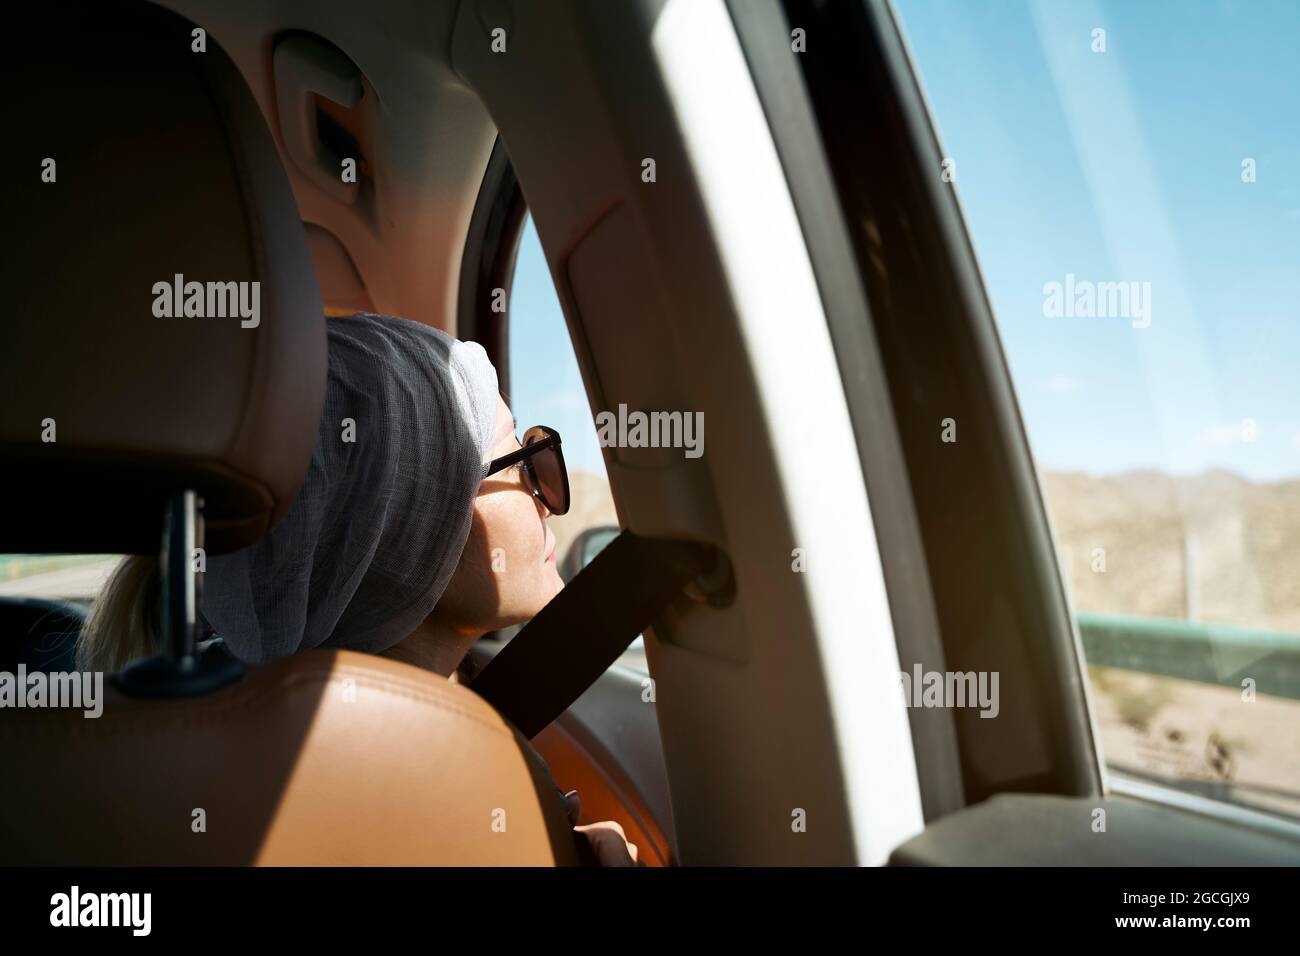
[79,314,565,673]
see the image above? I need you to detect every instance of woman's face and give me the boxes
[435,395,565,633]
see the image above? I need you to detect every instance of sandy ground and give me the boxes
[1089,666,1300,818]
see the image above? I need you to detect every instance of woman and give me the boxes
[79,311,637,866]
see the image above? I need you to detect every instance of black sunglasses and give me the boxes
[483,425,570,516]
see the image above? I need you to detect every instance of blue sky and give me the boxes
[511,0,1300,482]
[894,0,1300,480]
[507,217,609,475]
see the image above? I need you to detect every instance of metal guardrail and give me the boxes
[1077,612,1300,700]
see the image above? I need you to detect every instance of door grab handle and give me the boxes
[273,36,364,205]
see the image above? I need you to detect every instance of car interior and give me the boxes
[3,0,1300,871]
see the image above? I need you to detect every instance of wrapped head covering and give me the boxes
[203,312,499,664]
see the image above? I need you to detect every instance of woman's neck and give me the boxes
[379,612,483,679]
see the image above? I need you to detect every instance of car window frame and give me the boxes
[756,0,1300,849]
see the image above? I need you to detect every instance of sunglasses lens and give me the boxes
[524,427,569,515]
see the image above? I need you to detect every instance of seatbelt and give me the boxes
[471,530,715,739]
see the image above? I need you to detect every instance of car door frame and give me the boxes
[756,0,1300,860]
[459,146,682,864]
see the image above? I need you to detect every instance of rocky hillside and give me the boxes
[1041,469,1300,633]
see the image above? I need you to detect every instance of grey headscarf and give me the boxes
[203,312,499,664]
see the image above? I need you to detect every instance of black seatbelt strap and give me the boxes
[471,530,715,739]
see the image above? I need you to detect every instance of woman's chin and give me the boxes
[541,565,565,600]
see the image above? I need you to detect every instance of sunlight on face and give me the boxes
[436,396,565,633]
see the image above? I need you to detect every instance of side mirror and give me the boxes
[560,525,619,583]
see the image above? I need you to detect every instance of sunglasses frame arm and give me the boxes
[482,431,562,479]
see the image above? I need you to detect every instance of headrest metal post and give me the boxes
[118,489,242,697]
[160,490,201,666]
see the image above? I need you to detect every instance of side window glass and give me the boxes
[895,0,1300,819]
[0,555,119,602]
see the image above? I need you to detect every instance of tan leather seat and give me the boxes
[0,650,578,865]
[0,2,578,865]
